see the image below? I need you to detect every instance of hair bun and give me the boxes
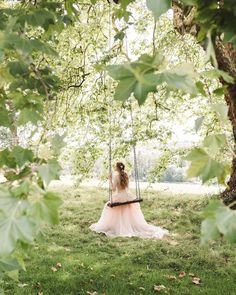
[117,162,125,171]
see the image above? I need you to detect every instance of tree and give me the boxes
[172,0,236,205]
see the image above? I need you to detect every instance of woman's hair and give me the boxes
[116,162,129,189]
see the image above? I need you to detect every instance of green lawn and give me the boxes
[3,185,236,295]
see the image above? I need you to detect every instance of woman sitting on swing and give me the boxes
[90,162,168,238]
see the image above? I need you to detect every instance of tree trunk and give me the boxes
[214,42,236,205]
[172,1,236,205]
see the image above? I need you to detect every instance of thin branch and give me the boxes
[67,73,90,89]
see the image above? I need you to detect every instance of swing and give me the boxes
[107,103,143,208]
[105,1,143,208]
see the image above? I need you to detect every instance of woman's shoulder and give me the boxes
[113,172,120,182]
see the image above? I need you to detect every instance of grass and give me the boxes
[3,185,236,295]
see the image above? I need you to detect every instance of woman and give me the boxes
[90,162,168,238]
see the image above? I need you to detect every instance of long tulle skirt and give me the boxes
[90,191,168,238]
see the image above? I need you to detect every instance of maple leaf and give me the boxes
[192,277,201,285]
[167,275,176,281]
[179,271,186,278]
[189,273,195,277]
[51,266,57,272]
[154,285,166,292]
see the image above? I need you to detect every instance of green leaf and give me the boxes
[185,147,209,177]
[223,31,236,49]
[213,87,226,96]
[146,0,171,19]
[201,200,222,244]
[160,64,198,94]
[203,134,227,154]
[106,64,133,80]
[38,159,61,185]
[0,66,14,88]
[133,77,156,104]
[51,134,66,156]
[120,0,135,9]
[212,103,228,124]
[12,146,34,168]
[219,70,234,84]
[0,257,21,272]
[205,30,218,68]
[17,108,43,125]
[8,61,29,78]
[30,39,57,56]
[203,69,234,84]
[185,148,229,183]
[114,77,136,101]
[5,34,57,56]
[12,92,43,110]
[0,149,16,169]
[216,207,236,242]
[30,192,62,225]
[65,0,79,17]
[0,216,35,255]
[108,55,196,104]
[11,180,30,198]
[4,166,31,182]
[196,81,207,96]
[201,200,222,218]
[0,187,34,255]
[195,116,204,132]
[6,270,19,281]
[18,9,55,29]
[114,31,125,41]
[137,53,165,69]
[0,106,11,128]
[201,218,220,244]
[201,200,236,244]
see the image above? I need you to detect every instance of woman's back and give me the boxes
[114,174,128,192]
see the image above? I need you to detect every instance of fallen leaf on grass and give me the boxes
[86,292,97,295]
[56,262,62,268]
[188,273,195,277]
[51,267,57,272]
[179,271,186,278]
[167,275,176,281]
[38,292,43,295]
[18,283,28,288]
[192,277,201,285]
[154,285,166,292]
[139,287,145,290]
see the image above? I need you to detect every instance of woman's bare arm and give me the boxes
[109,174,117,192]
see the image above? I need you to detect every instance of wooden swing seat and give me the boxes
[107,198,143,208]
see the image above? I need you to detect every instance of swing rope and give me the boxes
[108,1,113,204]
[130,102,141,201]
[108,85,112,204]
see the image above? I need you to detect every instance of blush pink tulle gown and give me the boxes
[90,174,169,238]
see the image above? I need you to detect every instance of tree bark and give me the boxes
[172,1,236,205]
